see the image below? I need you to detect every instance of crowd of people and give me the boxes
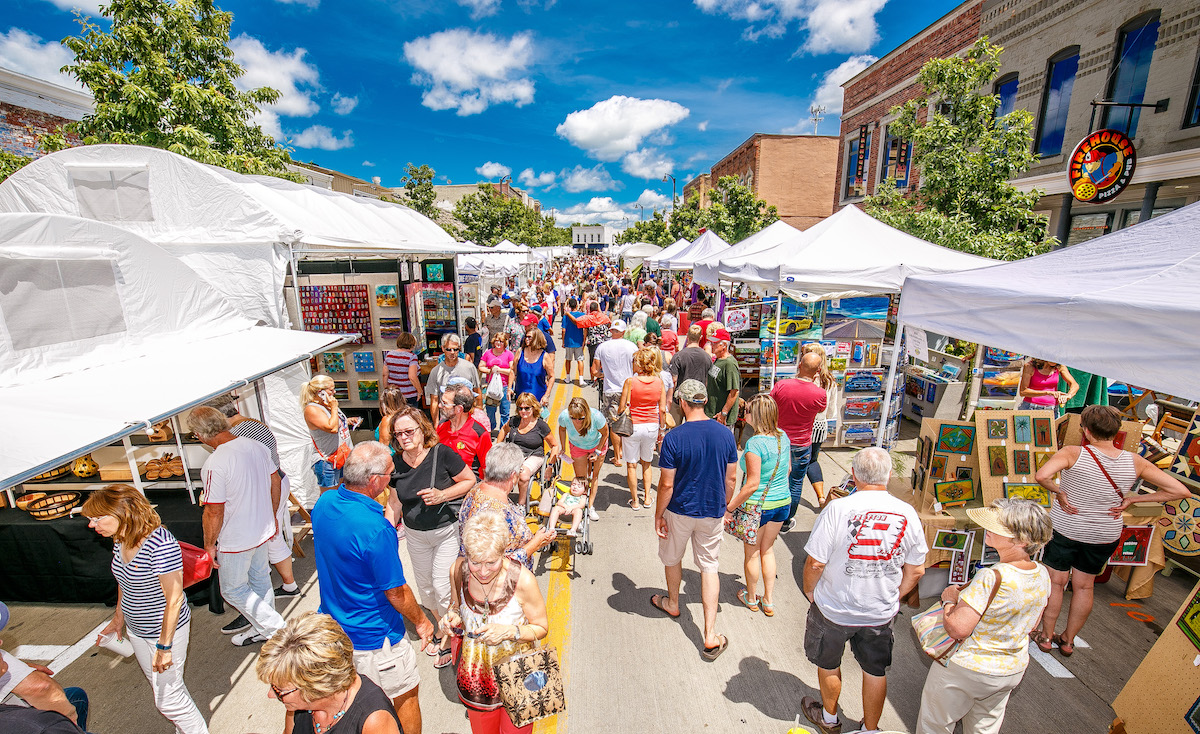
[1,254,1192,734]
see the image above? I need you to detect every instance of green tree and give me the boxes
[0,150,30,183]
[453,184,569,247]
[863,39,1055,259]
[56,0,295,177]
[615,209,672,246]
[666,175,777,243]
[399,163,439,220]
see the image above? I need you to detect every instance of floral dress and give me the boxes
[457,489,534,569]
[455,559,533,711]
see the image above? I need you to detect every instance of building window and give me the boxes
[880,125,911,188]
[1067,212,1112,246]
[1185,52,1200,127]
[1101,13,1161,138]
[843,132,871,199]
[994,73,1019,119]
[1036,47,1080,157]
[1121,206,1176,228]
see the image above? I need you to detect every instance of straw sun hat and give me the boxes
[965,506,1015,538]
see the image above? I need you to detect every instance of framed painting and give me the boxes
[1179,585,1200,653]
[955,466,973,481]
[988,445,1009,477]
[1187,693,1200,734]
[1034,451,1055,472]
[930,454,948,479]
[321,351,346,373]
[1013,450,1031,475]
[936,424,976,454]
[1169,413,1200,483]
[911,468,920,490]
[934,478,975,507]
[986,418,1008,440]
[1108,525,1155,567]
[1033,417,1053,447]
[1013,415,1033,444]
[932,529,971,552]
[1003,482,1051,508]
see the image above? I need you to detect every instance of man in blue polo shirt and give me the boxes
[561,296,587,385]
[313,442,434,734]
[651,379,739,661]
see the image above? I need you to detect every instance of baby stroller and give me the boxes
[529,457,594,558]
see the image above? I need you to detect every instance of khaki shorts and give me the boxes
[657,510,723,573]
[352,637,419,699]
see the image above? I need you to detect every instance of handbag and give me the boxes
[724,433,783,545]
[912,568,1001,665]
[609,411,634,437]
[179,541,213,588]
[492,645,566,726]
[312,411,353,469]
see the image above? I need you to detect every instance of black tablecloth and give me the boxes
[0,490,205,604]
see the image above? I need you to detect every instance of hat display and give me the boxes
[675,379,708,404]
[965,506,1015,538]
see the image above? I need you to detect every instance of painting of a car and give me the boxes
[843,424,876,444]
[845,373,882,392]
[765,317,813,336]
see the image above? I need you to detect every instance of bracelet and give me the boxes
[155,642,172,651]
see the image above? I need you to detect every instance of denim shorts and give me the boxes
[312,458,343,487]
[759,505,790,525]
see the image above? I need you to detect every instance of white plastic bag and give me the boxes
[486,372,504,404]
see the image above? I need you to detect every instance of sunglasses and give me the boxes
[271,684,299,700]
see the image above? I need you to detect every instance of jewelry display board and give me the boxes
[298,284,372,344]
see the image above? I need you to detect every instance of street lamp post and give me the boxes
[634,203,645,220]
[662,174,676,212]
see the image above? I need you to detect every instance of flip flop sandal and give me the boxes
[736,589,759,612]
[649,594,680,618]
[433,647,454,669]
[423,637,442,657]
[1052,634,1075,656]
[701,635,728,661]
[1030,630,1053,653]
[760,600,775,617]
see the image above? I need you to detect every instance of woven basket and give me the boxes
[27,491,82,521]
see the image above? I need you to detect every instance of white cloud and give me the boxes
[331,93,358,115]
[782,53,876,133]
[476,161,512,179]
[291,125,353,150]
[560,164,620,193]
[693,0,886,54]
[230,35,321,117]
[556,197,628,225]
[636,190,672,209]
[697,120,709,132]
[43,0,103,15]
[518,168,556,188]
[456,0,501,18]
[621,148,675,180]
[404,29,535,116]
[556,95,689,161]
[362,160,376,167]
[0,29,82,91]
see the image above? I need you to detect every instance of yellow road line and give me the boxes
[534,377,579,734]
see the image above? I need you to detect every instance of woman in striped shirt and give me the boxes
[383,332,423,407]
[1033,405,1189,655]
[83,485,209,734]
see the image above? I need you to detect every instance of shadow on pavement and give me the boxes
[723,655,820,722]
[608,569,741,653]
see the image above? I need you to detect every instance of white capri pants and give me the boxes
[621,422,659,463]
[128,622,209,734]
[403,521,459,620]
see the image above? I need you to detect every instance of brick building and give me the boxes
[834,1,983,211]
[683,133,840,231]
[0,68,88,160]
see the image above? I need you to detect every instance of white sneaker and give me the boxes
[231,630,268,647]
[588,507,599,522]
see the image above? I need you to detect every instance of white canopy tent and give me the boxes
[895,200,1200,403]
[645,238,691,268]
[662,230,731,271]
[692,220,800,287]
[0,213,345,490]
[618,242,662,271]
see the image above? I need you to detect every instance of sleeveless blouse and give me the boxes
[457,490,534,569]
[292,676,402,734]
[1026,367,1059,406]
[1051,447,1137,544]
[307,402,350,458]
[455,559,533,711]
[514,351,548,401]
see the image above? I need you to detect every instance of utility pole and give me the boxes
[810,105,826,135]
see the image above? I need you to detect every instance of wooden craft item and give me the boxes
[27,464,71,482]
[100,461,146,482]
[26,491,82,520]
[15,491,47,510]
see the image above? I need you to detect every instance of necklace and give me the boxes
[313,689,350,734]
[472,565,505,625]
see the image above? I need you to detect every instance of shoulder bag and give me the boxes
[1083,445,1127,505]
[608,383,635,437]
[912,567,1002,665]
[724,433,782,545]
[179,541,213,588]
[493,644,566,726]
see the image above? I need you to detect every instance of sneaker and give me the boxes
[588,507,600,522]
[801,696,841,734]
[221,614,251,635]
[274,584,300,598]
[781,518,795,533]
[231,630,268,647]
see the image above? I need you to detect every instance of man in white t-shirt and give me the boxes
[189,406,285,647]
[800,447,927,734]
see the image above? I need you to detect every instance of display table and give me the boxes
[0,490,204,604]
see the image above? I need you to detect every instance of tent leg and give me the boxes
[963,345,985,421]
[288,246,305,331]
[877,321,904,448]
[771,293,782,384]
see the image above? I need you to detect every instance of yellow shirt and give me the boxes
[951,562,1050,676]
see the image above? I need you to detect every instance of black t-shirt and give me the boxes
[670,346,712,391]
[505,417,551,457]
[0,705,84,734]
[293,677,402,734]
[464,332,483,365]
[390,444,468,531]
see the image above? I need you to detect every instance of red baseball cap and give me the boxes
[713,328,732,342]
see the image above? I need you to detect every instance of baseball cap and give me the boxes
[675,379,708,404]
[712,328,732,343]
[965,506,1015,538]
[521,313,538,326]
[531,305,543,314]
[611,319,628,331]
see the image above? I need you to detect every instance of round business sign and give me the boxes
[1068,129,1136,203]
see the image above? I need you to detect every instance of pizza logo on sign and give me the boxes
[1068,129,1136,203]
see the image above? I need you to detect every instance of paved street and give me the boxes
[3,375,1194,733]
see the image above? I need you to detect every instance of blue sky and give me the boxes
[3,0,959,227]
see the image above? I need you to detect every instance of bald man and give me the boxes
[770,352,828,531]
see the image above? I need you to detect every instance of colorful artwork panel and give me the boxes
[1034,451,1055,472]
[375,285,398,307]
[932,529,970,552]
[352,352,376,372]
[930,454,947,479]
[379,317,404,341]
[332,380,349,400]
[1179,585,1200,654]
[1033,417,1053,447]
[1003,482,1051,508]
[321,352,345,373]
[1157,497,1200,557]
[1013,450,1031,475]
[988,445,1009,477]
[936,424,976,454]
[955,466,973,482]
[986,419,1008,440]
[1108,525,1154,567]
[1013,415,1033,444]
[934,479,976,507]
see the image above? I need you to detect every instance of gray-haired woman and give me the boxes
[915,499,1053,734]
[456,444,554,569]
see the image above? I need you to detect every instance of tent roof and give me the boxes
[898,201,1200,400]
[0,213,345,488]
[619,242,663,258]
[663,230,731,271]
[0,144,478,256]
[745,206,996,300]
[693,220,800,287]
[645,238,691,267]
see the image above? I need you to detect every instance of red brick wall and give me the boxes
[833,0,983,210]
[0,102,79,158]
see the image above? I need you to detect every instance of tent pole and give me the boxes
[771,291,782,384]
[877,321,905,448]
[288,245,305,331]
[963,345,985,421]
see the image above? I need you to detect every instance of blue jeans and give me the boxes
[486,393,511,431]
[311,458,342,488]
[786,444,812,521]
[64,687,89,731]
[1019,400,1061,419]
[218,544,286,638]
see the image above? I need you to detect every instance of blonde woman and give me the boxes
[800,343,837,507]
[83,485,208,734]
[726,395,791,617]
[557,397,609,518]
[302,375,356,493]
[617,349,667,509]
[257,612,401,734]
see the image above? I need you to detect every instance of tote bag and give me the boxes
[493,645,566,726]
[724,434,782,545]
[912,568,1001,665]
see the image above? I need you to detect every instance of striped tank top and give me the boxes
[1051,446,1136,544]
[112,525,191,638]
[384,349,420,399]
